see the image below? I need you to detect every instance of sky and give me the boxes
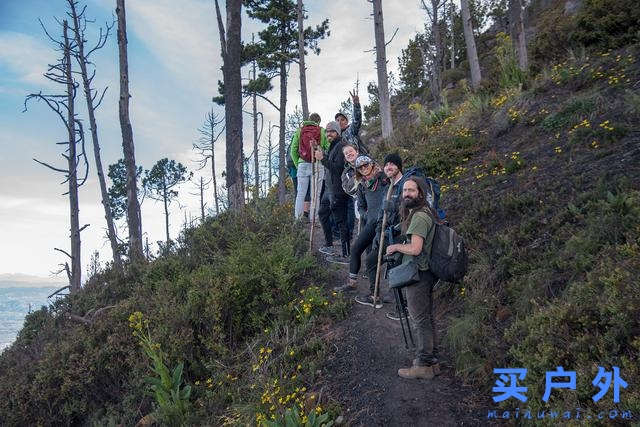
[0,0,428,280]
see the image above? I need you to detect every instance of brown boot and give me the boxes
[413,359,441,376]
[398,364,435,380]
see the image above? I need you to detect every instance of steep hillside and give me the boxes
[0,200,349,425]
[1,0,639,424]
[367,38,640,418]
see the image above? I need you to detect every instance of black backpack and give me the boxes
[427,217,468,283]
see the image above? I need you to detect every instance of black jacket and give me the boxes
[321,137,347,197]
[357,171,388,226]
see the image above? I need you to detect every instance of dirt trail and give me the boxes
[314,250,493,426]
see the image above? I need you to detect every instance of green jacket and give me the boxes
[289,121,329,168]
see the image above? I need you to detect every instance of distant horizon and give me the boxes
[0,272,67,287]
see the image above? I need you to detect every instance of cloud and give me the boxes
[0,31,59,89]
[2,0,433,277]
[124,0,221,95]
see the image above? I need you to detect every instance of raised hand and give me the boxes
[349,90,360,104]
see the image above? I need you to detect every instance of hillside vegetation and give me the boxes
[0,199,347,425]
[1,0,639,425]
[367,1,640,418]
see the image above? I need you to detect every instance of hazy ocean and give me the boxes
[0,287,57,352]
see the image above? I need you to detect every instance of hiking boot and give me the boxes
[354,293,383,309]
[398,364,435,380]
[333,280,357,292]
[319,245,336,256]
[326,255,349,265]
[386,311,412,321]
[413,359,441,376]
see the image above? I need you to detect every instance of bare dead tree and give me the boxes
[509,0,528,72]
[449,0,455,69]
[195,109,224,215]
[116,0,144,262]
[263,121,279,192]
[25,19,89,293]
[297,0,309,120]
[66,0,123,272]
[421,0,446,106]
[461,0,482,89]
[198,177,211,221]
[250,35,264,202]
[214,0,245,211]
[368,0,394,138]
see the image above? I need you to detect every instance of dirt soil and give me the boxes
[315,257,494,426]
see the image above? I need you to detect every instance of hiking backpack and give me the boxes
[428,219,468,284]
[298,124,321,162]
[286,143,295,171]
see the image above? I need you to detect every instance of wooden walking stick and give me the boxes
[308,149,317,251]
[372,183,395,308]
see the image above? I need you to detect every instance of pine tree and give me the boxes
[244,0,329,203]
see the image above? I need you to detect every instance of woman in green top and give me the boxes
[385,177,440,380]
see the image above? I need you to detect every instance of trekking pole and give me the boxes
[372,184,395,310]
[393,288,410,349]
[399,288,415,347]
[309,156,316,252]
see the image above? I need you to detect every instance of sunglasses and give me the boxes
[357,163,372,170]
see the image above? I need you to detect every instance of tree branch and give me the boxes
[33,158,69,174]
[214,0,227,57]
[54,247,73,259]
[255,93,280,111]
[65,305,116,325]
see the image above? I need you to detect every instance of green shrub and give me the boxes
[495,32,527,89]
[540,96,597,131]
[0,199,334,425]
[572,0,640,50]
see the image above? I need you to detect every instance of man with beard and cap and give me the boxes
[316,121,351,262]
[385,176,440,379]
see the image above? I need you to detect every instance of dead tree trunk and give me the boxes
[449,0,455,69]
[26,19,90,293]
[68,0,122,272]
[195,109,223,215]
[222,0,245,210]
[277,59,287,204]
[422,0,444,107]
[210,134,220,216]
[509,0,528,72]
[252,48,260,201]
[162,178,169,242]
[432,5,443,106]
[267,121,273,190]
[461,0,482,89]
[116,0,144,261]
[371,0,393,139]
[297,0,309,120]
[199,177,205,221]
[63,21,82,293]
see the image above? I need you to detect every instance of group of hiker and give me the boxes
[286,92,450,380]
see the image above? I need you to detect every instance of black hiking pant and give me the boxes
[349,219,376,277]
[319,189,351,255]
